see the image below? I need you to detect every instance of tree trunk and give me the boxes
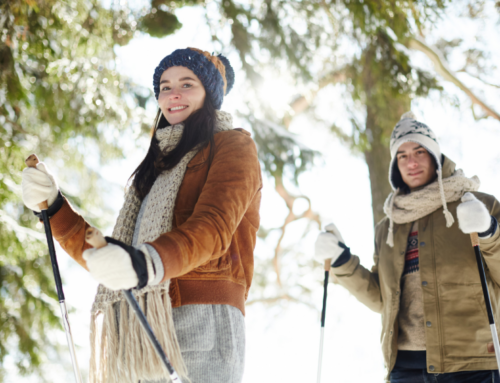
[361,41,411,226]
[364,108,407,226]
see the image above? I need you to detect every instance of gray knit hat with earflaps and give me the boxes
[385,111,454,247]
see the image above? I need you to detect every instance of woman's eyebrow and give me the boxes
[160,77,197,85]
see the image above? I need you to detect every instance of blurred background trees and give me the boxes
[201,0,500,303]
[0,0,182,379]
[1,0,499,380]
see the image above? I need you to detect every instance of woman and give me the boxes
[21,48,262,383]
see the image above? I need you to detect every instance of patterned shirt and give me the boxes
[403,230,419,276]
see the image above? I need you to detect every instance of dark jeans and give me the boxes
[390,369,500,383]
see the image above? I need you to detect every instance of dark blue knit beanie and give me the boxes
[153,48,235,110]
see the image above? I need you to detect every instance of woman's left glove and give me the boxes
[22,162,59,212]
[82,237,155,290]
[457,192,492,234]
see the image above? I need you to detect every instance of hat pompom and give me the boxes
[400,111,416,120]
[217,54,235,94]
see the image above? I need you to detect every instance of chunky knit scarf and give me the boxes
[89,110,234,383]
[383,169,480,247]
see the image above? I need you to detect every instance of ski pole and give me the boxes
[470,232,500,371]
[85,227,182,382]
[25,154,83,383]
[317,258,331,383]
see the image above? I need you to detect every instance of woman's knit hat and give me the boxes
[153,48,235,110]
[385,112,454,246]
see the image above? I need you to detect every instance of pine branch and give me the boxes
[0,209,45,242]
[408,35,500,121]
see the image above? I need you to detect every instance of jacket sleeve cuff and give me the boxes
[331,254,360,277]
[479,217,500,245]
[33,190,64,220]
[479,216,498,239]
[141,244,165,286]
[331,243,351,267]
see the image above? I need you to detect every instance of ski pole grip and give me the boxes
[24,154,49,210]
[85,227,107,249]
[324,259,331,271]
[470,232,480,247]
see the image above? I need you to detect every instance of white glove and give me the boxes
[314,223,346,264]
[457,192,491,234]
[22,162,59,212]
[83,244,140,290]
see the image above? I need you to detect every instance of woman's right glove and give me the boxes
[22,162,59,212]
[314,223,350,266]
[82,237,155,291]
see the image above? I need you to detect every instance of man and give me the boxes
[315,112,500,382]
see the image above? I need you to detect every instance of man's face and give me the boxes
[396,142,437,190]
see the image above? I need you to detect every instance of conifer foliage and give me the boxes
[0,0,181,379]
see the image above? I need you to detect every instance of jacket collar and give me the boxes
[441,154,456,179]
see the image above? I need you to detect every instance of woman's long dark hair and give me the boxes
[130,97,217,200]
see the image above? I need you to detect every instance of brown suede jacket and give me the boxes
[50,128,262,315]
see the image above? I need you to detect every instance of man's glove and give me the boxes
[83,237,155,291]
[457,192,493,234]
[22,162,59,212]
[314,223,350,266]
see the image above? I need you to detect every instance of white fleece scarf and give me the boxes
[383,169,480,247]
[88,110,234,383]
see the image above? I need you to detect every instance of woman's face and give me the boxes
[158,66,206,125]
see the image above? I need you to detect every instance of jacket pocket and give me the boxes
[439,283,492,357]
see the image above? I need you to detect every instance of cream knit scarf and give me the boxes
[383,169,480,247]
[88,110,234,383]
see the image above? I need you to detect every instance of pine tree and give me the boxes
[0,0,183,379]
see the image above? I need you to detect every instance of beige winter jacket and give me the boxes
[332,156,500,380]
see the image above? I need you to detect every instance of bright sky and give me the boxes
[7,3,500,383]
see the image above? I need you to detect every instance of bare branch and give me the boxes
[283,69,347,127]
[457,69,500,89]
[471,104,489,121]
[246,293,318,310]
[408,36,500,121]
[271,174,321,288]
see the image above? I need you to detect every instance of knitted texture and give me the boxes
[216,54,235,94]
[383,169,480,246]
[402,229,419,277]
[89,110,234,383]
[153,48,235,109]
[142,305,246,383]
[389,112,441,190]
